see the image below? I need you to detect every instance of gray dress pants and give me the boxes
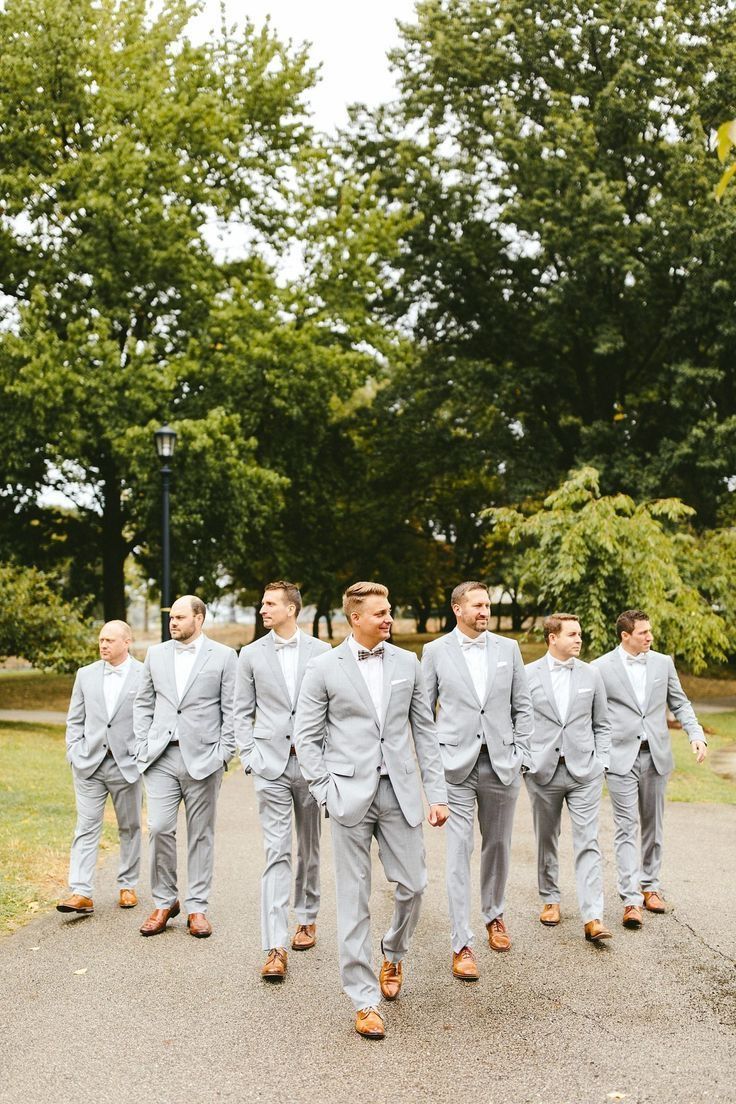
[69,757,142,897]
[606,746,669,906]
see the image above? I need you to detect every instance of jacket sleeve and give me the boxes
[65,672,86,761]
[233,648,257,770]
[293,660,331,805]
[133,653,156,765]
[218,648,237,764]
[591,669,612,770]
[510,642,534,769]
[409,655,448,806]
[665,658,705,743]
[421,644,439,714]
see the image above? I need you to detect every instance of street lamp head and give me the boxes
[154,423,177,460]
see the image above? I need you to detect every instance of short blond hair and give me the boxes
[342,581,389,621]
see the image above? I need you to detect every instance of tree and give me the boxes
[0,564,94,671]
[486,467,729,671]
[0,0,315,618]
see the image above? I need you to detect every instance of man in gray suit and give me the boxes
[593,609,707,928]
[422,581,533,980]
[57,621,143,915]
[134,594,237,938]
[294,581,448,1041]
[235,580,331,981]
[525,613,612,942]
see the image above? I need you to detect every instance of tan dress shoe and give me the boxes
[261,948,288,981]
[379,959,403,1000]
[139,901,180,936]
[187,912,212,938]
[56,894,94,914]
[584,919,613,942]
[291,923,316,950]
[119,889,138,909]
[355,1008,385,1039]
[643,891,666,913]
[540,903,561,926]
[487,917,512,951]
[452,946,479,980]
[623,905,643,929]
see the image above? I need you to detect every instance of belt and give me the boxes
[289,745,297,757]
[168,739,180,747]
[639,741,649,752]
[558,755,566,764]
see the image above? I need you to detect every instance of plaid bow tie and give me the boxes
[357,646,384,661]
[174,642,197,655]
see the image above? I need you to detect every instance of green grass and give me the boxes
[0,671,74,711]
[0,722,117,933]
[667,711,736,804]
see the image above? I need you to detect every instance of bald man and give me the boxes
[57,621,144,915]
[134,595,237,937]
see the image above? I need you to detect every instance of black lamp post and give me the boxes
[154,424,177,641]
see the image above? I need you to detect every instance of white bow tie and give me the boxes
[274,637,298,651]
[626,654,647,665]
[552,659,574,671]
[174,642,197,655]
[461,637,486,649]
[104,665,125,676]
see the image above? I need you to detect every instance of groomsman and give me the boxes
[524,614,612,941]
[422,581,533,980]
[57,621,143,915]
[235,581,331,981]
[134,595,237,938]
[294,581,448,1040]
[593,609,707,928]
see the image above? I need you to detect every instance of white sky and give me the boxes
[183,0,419,131]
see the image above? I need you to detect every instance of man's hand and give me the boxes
[428,803,450,827]
[692,740,707,764]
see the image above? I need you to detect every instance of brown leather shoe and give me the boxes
[452,946,479,980]
[379,959,403,1000]
[355,1007,385,1039]
[119,889,138,909]
[56,894,94,914]
[584,919,613,942]
[139,900,180,936]
[540,903,561,926]
[291,923,316,950]
[261,948,288,981]
[623,905,643,929]
[187,912,212,938]
[643,890,666,913]
[487,916,512,951]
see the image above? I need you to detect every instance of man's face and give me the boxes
[169,599,203,642]
[622,619,653,655]
[454,588,490,638]
[351,594,393,648]
[548,620,582,661]
[260,589,295,633]
[98,623,129,666]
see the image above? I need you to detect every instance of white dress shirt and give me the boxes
[348,634,387,774]
[455,627,487,704]
[174,633,204,700]
[547,651,573,724]
[272,628,299,703]
[103,656,131,719]
[618,644,647,708]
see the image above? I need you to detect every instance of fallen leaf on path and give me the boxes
[73,968,87,975]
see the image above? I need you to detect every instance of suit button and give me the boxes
[477,734,481,739]
[480,709,485,715]
[380,738,384,743]
[107,723,111,728]
[177,709,182,715]
[291,710,295,716]
[285,735,290,740]
[376,766,381,772]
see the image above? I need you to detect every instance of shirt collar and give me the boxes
[104,656,131,675]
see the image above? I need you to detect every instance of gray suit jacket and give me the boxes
[293,640,448,828]
[66,658,143,783]
[234,630,331,779]
[525,656,611,785]
[592,648,705,776]
[134,636,237,781]
[421,631,534,785]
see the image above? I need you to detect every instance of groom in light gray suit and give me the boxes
[422,580,533,980]
[294,581,448,1041]
[593,609,707,929]
[134,595,237,938]
[525,613,612,942]
[57,621,143,915]
[235,580,331,981]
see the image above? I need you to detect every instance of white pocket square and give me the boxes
[391,678,409,685]
[577,688,593,694]
[497,661,508,668]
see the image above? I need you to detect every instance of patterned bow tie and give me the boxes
[358,646,384,661]
[461,637,486,649]
[552,659,574,671]
[274,637,298,651]
[626,654,647,665]
[174,642,197,655]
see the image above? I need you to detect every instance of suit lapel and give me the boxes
[294,631,313,697]
[179,636,214,704]
[643,653,658,710]
[482,633,499,706]
[338,640,380,727]
[608,652,642,711]
[108,660,137,722]
[379,644,397,732]
[165,640,177,699]
[447,633,482,707]
[264,634,291,701]
[566,659,582,720]
[536,658,562,724]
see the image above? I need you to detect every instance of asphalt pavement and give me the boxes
[0,770,734,1104]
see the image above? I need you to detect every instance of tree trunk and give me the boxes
[101,474,127,621]
[312,595,332,639]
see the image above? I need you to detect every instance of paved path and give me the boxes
[1,770,734,1104]
[0,708,67,724]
